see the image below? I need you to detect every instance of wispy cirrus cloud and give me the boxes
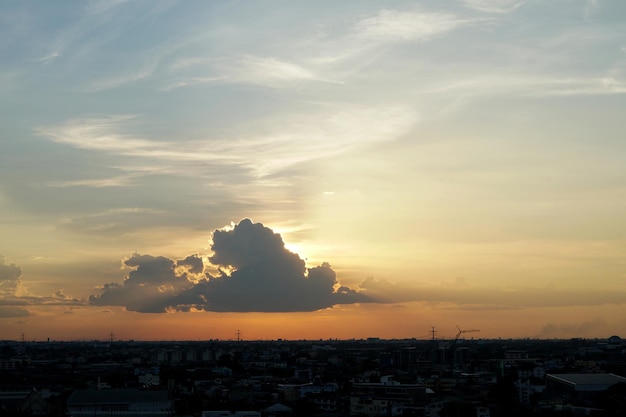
[531,76,626,96]
[163,7,476,90]
[36,105,418,177]
[308,8,478,71]
[161,76,225,91]
[461,0,528,14]
[583,0,600,20]
[229,56,324,83]
[170,55,342,90]
[83,66,157,92]
[32,0,136,65]
[352,8,472,43]
[359,277,626,310]
[420,73,626,107]
[35,52,61,64]
[47,174,139,188]
[57,207,167,235]
[59,207,166,225]
[83,0,134,16]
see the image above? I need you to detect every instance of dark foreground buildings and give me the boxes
[0,335,625,416]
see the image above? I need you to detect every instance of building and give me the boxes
[263,403,292,416]
[0,388,50,415]
[66,389,172,417]
[545,373,626,403]
[202,412,261,417]
[515,378,545,405]
[350,376,429,417]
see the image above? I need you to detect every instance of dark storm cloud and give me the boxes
[89,219,373,313]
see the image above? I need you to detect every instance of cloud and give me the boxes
[358,277,626,309]
[0,256,22,296]
[461,0,527,14]
[84,65,157,92]
[84,0,134,16]
[538,318,606,338]
[164,55,341,90]
[201,219,371,311]
[36,104,418,178]
[28,0,176,91]
[422,74,626,107]
[7,293,83,307]
[47,174,139,188]
[352,8,470,43]
[164,7,473,90]
[217,56,338,88]
[57,207,167,236]
[583,0,599,20]
[88,220,626,314]
[36,52,61,64]
[35,115,162,154]
[161,76,224,91]
[0,307,30,318]
[0,256,82,316]
[89,219,372,313]
[302,7,476,71]
[88,253,201,313]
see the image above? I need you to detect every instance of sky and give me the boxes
[1,0,625,342]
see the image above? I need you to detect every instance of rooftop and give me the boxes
[67,389,170,404]
[547,373,626,391]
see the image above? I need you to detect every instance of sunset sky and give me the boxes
[1,0,625,342]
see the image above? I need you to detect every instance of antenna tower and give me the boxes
[430,326,437,341]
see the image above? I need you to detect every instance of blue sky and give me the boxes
[1,0,625,340]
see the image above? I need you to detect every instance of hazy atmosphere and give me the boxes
[1,0,625,341]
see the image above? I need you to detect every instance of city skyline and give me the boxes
[1,0,626,341]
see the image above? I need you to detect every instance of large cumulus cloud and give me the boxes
[89,219,372,313]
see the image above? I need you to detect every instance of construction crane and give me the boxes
[450,325,480,369]
[454,325,480,342]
